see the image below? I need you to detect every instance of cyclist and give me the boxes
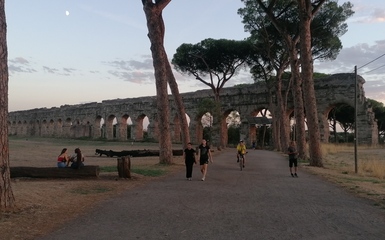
[236,140,247,168]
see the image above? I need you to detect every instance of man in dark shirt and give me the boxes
[288,141,298,177]
[183,142,196,181]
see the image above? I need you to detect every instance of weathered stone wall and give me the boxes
[8,73,378,145]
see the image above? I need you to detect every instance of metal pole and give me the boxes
[354,66,358,173]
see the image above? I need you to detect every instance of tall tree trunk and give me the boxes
[142,0,173,164]
[332,110,337,143]
[288,43,307,161]
[212,92,222,150]
[165,61,190,148]
[0,0,15,210]
[268,89,281,151]
[298,0,323,166]
[275,73,289,152]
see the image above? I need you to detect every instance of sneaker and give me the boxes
[294,173,298,177]
[291,173,294,177]
[201,177,205,181]
[188,178,192,181]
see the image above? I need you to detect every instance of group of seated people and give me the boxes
[57,148,85,169]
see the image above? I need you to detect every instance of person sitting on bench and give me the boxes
[70,148,85,169]
[57,148,70,168]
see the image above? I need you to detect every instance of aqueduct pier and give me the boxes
[8,73,378,145]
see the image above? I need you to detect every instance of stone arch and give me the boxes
[41,120,49,136]
[47,119,54,136]
[33,120,41,136]
[93,116,103,139]
[103,115,116,140]
[221,109,235,147]
[71,119,80,138]
[28,120,34,136]
[172,114,181,143]
[320,100,354,144]
[133,114,146,141]
[63,118,72,137]
[146,114,157,141]
[9,121,16,135]
[116,114,130,141]
[16,121,22,136]
[55,119,63,137]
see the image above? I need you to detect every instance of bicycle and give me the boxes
[237,152,247,171]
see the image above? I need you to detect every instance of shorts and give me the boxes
[200,158,209,165]
[57,162,67,168]
[289,158,298,168]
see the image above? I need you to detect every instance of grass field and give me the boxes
[302,143,385,209]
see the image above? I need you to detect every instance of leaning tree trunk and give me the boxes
[298,0,323,167]
[142,0,173,164]
[165,64,190,148]
[0,0,15,210]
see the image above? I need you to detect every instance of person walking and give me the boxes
[183,142,197,181]
[198,139,213,181]
[287,141,298,177]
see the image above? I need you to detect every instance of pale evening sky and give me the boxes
[5,0,385,112]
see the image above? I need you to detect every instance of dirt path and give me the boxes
[40,149,385,240]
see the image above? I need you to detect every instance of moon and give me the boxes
[65,10,70,16]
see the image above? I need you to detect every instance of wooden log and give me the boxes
[10,165,100,178]
[117,156,131,179]
[95,149,183,158]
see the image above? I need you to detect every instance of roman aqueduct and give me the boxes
[8,73,378,145]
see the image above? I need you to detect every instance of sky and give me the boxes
[5,0,385,112]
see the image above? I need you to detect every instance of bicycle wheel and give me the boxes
[239,155,243,171]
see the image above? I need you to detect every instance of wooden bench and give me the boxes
[10,165,100,178]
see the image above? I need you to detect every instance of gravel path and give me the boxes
[40,149,385,240]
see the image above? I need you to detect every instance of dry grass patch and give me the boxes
[302,143,385,209]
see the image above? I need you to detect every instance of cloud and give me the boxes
[350,3,385,24]
[373,9,385,23]
[315,40,385,104]
[105,57,153,71]
[9,57,29,65]
[8,57,37,75]
[107,69,154,84]
[43,66,59,74]
[63,68,77,73]
[104,56,156,83]
[315,40,385,75]
[103,55,251,88]
[363,79,385,103]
